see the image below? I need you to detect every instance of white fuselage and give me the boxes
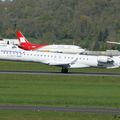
[36,44,85,54]
[0,39,85,54]
[0,45,120,69]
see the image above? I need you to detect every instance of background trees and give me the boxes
[0,0,120,50]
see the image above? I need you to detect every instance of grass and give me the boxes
[0,61,120,73]
[0,110,118,120]
[0,61,59,71]
[0,61,120,120]
[0,74,120,107]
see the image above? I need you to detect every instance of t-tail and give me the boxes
[16,31,47,50]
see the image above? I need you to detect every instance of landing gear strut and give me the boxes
[61,68,68,73]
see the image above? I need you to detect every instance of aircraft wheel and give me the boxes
[61,68,68,73]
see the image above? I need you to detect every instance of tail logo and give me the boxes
[19,37,26,43]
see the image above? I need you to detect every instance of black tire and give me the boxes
[61,68,68,73]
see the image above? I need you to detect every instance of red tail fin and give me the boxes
[16,31,30,44]
[16,31,48,50]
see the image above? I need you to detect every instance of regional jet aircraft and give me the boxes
[0,44,119,73]
[16,31,85,54]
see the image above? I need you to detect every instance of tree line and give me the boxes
[0,0,120,50]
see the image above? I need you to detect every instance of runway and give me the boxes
[0,70,120,77]
[0,105,120,114]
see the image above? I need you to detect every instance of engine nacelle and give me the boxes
[97,56,113,63]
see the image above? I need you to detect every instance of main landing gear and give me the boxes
[61,68,68,73]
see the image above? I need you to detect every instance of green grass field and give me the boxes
[0,74,120,107]
[0,110,118,120]
[0,61,120,73]
[0,61,120,120]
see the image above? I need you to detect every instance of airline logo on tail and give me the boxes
[17,31,28,43]
[16,31,48,50]
[19,37,26,43]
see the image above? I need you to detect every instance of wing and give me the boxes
[47,58,78,67]
[107,41,120,45]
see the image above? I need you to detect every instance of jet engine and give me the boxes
[97,56,113,63]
